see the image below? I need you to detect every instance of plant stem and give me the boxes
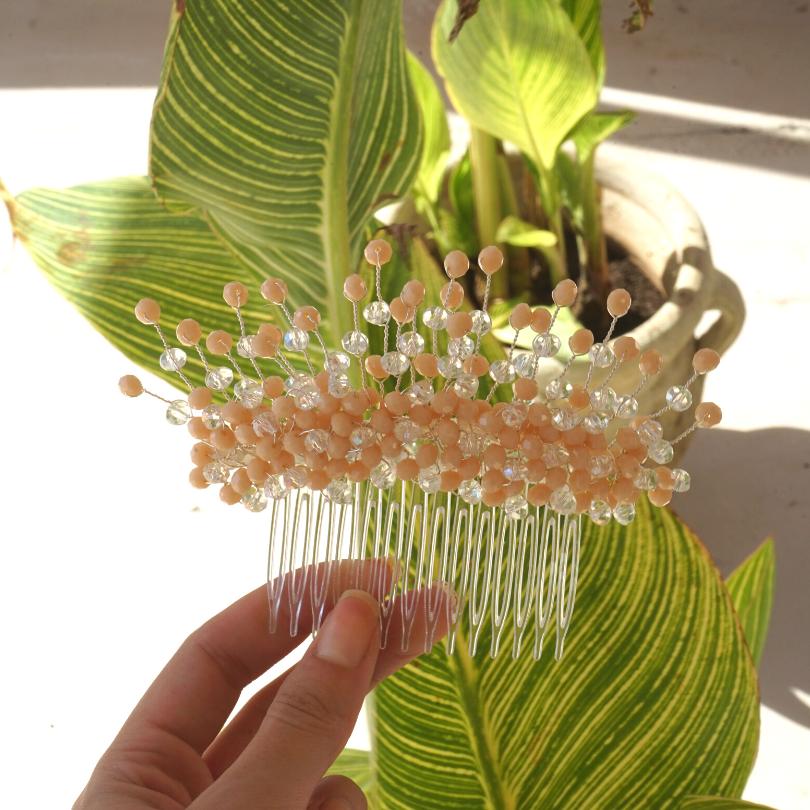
[580,151,609,303]
[495,154,531,295]
[536,164,567,287]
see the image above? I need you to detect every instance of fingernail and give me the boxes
[315,589,379,669]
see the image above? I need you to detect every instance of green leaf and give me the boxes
[433,0,599,169]
[8,177,307,389]
[150,0,422,348]
[495,215,557,248]
[560,0,605,86]
[680,797,778,810]
[726,538,775,667]
[408,52,451,206]
[328,748,374,796]
[569,110,635,162]
[371,499,759,809]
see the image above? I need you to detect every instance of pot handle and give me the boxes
[695,269,746,356]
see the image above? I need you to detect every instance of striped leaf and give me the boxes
[726,538,775,667]
[370,499,759,809]
[150,0,422,347]
[681,797,777,810]
[560,0,605,85]
[432,0,599,169]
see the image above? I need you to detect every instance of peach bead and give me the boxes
[348,462,370,483]
[463,354,489,377]
[365,355,388,380]
[656,466,675,490]
[613,335,639,362]
[272,398,295,420]
[411,404,434,427]
[500,428,519,450]
[230,468,252,495]
[617,455,641,478]
[575,491,592,513]
[545,467,567,490]
[552,279,577,307]
[482,469,506,490]
[235,423,258,446]
[253,334,277,358]
[478,245,504,275]
[293,306,321,331]
[414,353,439,378]
[308,469,329,490]
[258,323,282,343]
[118,374,143,397]
[185,386,209,409]
[612,478,635,503]
[509,302,533,330]
[568,387,590,410]
[371,410,393,433]
[639,349,663,376]
[223,281,249,308]
[459,457,480,480]
[513,378,537,401]
[264,376,285,398]
[176,318,202,346]
[693,348,720,374]
[416,444,439,469]
[189,467,209,489]
[440,470,462,492]
[483,444,506,468]
[188,417,210,442]
[222,401,250,425]
[483,488,506,507]
[527,459,547,481]
[447,311,473,339]
[648,488,672,507]
[329,434,351,458]
[397,458,419,480]
[206,330,233,355]
[190,442,214,467]
[607,288,632,318]
[343,392,367,416]
[527,484,551,507]
[361,445,382,468]
[390,297,415,324]
[531,307,552,334]
[343,273,367,302]
[401,280,426,307]
[364,238,393,265]
[134,298,160,325]
[260,278,288,304]
[211,427,237,452]
[431,389,458,415]
[245,458,269,484]
[696,402,722,428]
[436,418,460,445]
[528,403,550,426]
[380,435,402,460]
[220,484,241,505]
[441,281,464,310]
[521,436,543,459]
[617,427,641,450]
[384,391,410,416]
[444,250,470,278]
[330,411,354,437]
[569,328,594,355]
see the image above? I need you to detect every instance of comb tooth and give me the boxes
[424,493,450,652]
[445,501,471,654]
[533,508,561,661]
[512,512,537,659]
[554,514,582,661]
[288,490,311,637]
[490,512,518,658]
[399,493,427,653]
[469,507,496,656]
[266,495,287,633]
[309,494,331,635]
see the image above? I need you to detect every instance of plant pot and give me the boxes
[534,156,745,456]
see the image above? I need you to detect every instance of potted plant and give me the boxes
[2,1,769,807]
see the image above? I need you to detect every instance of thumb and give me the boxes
[195,590,380,809]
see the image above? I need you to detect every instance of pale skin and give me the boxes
[75,564,448,810]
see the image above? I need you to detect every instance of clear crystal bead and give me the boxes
[503,457,527,481]
[551,407,578,431]
[613,502,636,526]
[253,411,280,436]
[422,306,449,330]
[264,474,288,500]
[452,374,479,398]
[447,336,475,359]
[381,351,410,376]
[242,486,267,512]
[545,378,573,400]
[363,300,391,326]
[543,444,569,467]
[396,331,425,358]
[159,347,187,372]
[304,428,329,453]
[589,452,615,478]
[283,466,309,489]
[406,380,433,404]
[513,353,536,379]
[345,448,363,462]
[350,426,374,448]
[588,499,612,525]
[285,373,309,392]
[325,478,354,504]
[438,355,464,379]
[205,366,234,391]
[550,485,577,515]
[589,343,614,368]
[615,395,639,419]
[200,404,223,430]
[370,461,396,490]
[504,494,528,521]
[590,387,617,415]
[236,335,256,358]
[489,360,516,384]
[458,478,483,505]
[532,333,561,358]
[458,431,480,457]
[234,378,263,408]
[648,439,674,464]
[327,373,352,398]
[469,310,492,336]
[203,461,228,483]
[393,417,421,443]
[634,468,658,491]
[283,327,309,352]
[418,465,441,494]
[165,399,192,426]
[502,403,527,428]
[324,352,351,374]
[666,385,693,412]
[582,410,610,434]
[637,419,663,446]
[292,381,321,410]
[672,468,691,493]
[341,330,369,356]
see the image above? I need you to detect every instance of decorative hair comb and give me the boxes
[120,241,722,660]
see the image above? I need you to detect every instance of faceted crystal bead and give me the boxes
[417,465,441,494]
[370,461,396,490]
[582,410,610,434]
[503,457,527,482]
[292,382,321,411]
[489,360,516,384]
[236,335,256,358]
[613,502,636,526]
[634,468,658,491]
[458,431,481,458]
[325,478,354,504]
[393,417,421,443]
[159,347,187,372]
[203,461,229,484]
[588,499,612,526]
[350,426,374,448]
[341,330,369,356]
[615,395,639,419]
[590,386,617,415]
[201,404,224,430]
[648,439,674,464]
[422,306,449,330]
[458,478,483,505]
[545,378,572,400]
[532,333,561,358]
[469,310,492,336]
[283,467,309,489]
[242,486,267,513]
[665,385,693,412]
[363,300,391,326]
[324,352,351,374]
[285,373,309,392]
[589,452,615,478]
[589,343,614,368]
[253,411,280,436]
[327,374,352,398]
[543,444,569,467]
[452,374,479,399]
[263,474,288,499]
[283,327,309,352]
[396,331,425,358]
[345,448,363,463]
[447,336,475,359]
[305,428,329,453]
[502,403,527,428]
[672,468,691,493]
[406,380,433,404]
[381,351,410,376]
[166,399,192,426]
[550,485,577,515]
[551,407,578,431]
[234,378,263,408]
[513,353,536,379]
[438,355,463,380]
[504,494,529,521]
[636,418,663,446]
[205,366,234,391]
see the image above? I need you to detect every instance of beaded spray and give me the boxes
[120,241,723,661]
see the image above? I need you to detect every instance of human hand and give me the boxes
[74,563,448,809]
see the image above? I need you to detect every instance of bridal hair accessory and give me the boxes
[120,241,722,660]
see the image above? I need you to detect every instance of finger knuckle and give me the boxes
[268,687,353,740]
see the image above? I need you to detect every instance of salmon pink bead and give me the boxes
[693,348,720,374]
[464,354,489,377]
[607,289,631,318]
[639,349,663,376]
[531,308,552,333]
[440,470,462,492]
[483,488,506,507]
[401,280,426,307]
[397,458,419,480]
[568,328,594,355]
[613,335,639,362]
[447,311,473,339]
[384,391,410,416]
[416,444,439,468]
[260,278,288,304]
[648,488,672,507]
[206,330,233,355]
[390,297,415,324]
[527,484,551,507]
[293,306,321,331]
[134,298,160,325]
[176,318,202,346]
[343,273,367,302]
[189,467,208,489]
[414,353,439,378]
[444,250,470,278]
[509,303,533,330]
[212,427,237,452]
[513,378,537,401]
[696,402,722,427]
[223,281,249,308]
[119,374,143,397]
[191,442,214,467]
[478,246,504,275]
[441,281,465,309]
[219,484,241,505]
[364,238,393,265]
[552,279,577,307]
